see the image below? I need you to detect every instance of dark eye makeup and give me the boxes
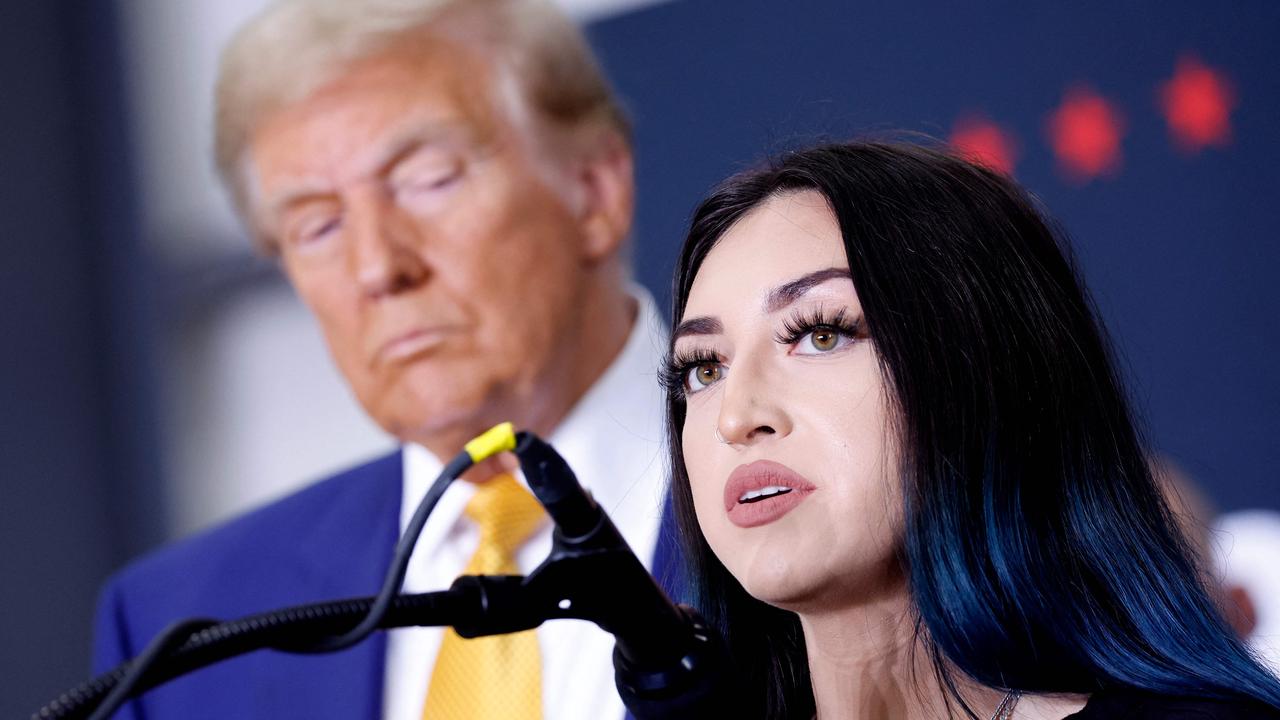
[662,305,867,398]
[773,306,863,346]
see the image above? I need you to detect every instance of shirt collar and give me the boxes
[401,284,669,533]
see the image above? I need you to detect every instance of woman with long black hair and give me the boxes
[663,141,1280,718]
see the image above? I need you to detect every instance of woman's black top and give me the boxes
[1066,689,1280,718]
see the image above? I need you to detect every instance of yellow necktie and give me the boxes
[422,473,547,720]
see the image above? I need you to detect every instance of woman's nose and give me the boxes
[714,359,793,447]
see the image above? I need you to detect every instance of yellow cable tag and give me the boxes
[463,422,517,463]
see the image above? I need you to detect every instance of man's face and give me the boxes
[248,38,607,450]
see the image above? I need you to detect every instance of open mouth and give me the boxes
[738,486,794,504]
[724,461,816,528]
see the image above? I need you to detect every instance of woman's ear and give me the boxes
[571,129,634,265]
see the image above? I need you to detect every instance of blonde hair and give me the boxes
[214,0,630,251]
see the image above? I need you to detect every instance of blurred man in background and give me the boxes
[1156,457,1280,675]
[93,1,672,718]
[1215,509,1280,674]
[1155,457,1259,639]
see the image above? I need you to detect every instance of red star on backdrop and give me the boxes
[1046,85,1126,182]
[1159,54,1236,153]
[949,114,1019,175]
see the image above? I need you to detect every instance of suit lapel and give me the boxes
[282,450,404,719]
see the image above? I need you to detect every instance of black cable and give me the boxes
[34,590,471,720]
[291,450,471,652]
[84,618,217,720]
[44,450,472,719]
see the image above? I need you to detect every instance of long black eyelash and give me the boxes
[773,306,863,345]
[660,348,721,397]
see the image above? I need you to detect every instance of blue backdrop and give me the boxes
[592,0,1280,512]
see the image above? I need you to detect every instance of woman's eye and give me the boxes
[794,326,853,355]
[684,362,724,394]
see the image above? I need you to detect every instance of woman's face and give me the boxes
[673,190,902,613]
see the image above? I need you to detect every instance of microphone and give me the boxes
[38,425,738,720]
[511,431,737,719]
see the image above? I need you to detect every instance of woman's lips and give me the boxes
[723,460,817,528]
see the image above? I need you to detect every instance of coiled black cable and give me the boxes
[85,618,218,720]
[33,590,470,720]
[38,449,475,720]
[293,450,471,652]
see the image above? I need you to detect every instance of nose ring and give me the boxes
[714,427,730,445]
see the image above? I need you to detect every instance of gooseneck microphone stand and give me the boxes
[35,428,735,720]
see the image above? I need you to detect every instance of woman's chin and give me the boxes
[736,561,831,612]
[737,556,907,616]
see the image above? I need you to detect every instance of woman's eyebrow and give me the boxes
[671,316,723,343]
[764,267,852,313]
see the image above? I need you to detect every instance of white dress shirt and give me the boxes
[383,287,670,720]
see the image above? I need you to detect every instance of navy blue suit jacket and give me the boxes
[93,451,682,719]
